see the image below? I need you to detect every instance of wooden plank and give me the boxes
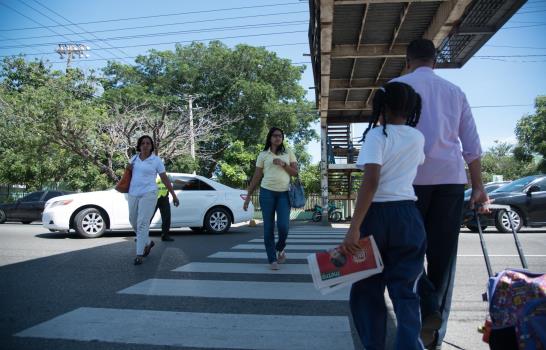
[424,0,472,47]
[335,0,446,4]
[331,44,406,59]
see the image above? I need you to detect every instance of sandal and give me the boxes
[143,241,155,257]
[134,256,143,265]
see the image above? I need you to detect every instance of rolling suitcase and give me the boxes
[472,204,546,350]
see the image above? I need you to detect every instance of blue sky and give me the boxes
[1,0,545,163]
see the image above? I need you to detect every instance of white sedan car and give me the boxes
[42,173,254,238]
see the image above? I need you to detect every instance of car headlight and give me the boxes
[48,199,73,208]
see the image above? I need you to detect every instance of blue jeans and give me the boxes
[259,187,290,263]
[350,201,426,350]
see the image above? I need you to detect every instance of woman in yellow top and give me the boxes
[244,127,298,270]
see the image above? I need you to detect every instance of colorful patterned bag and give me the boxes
[488,269,546,349]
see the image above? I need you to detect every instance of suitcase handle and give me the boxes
[472,204,528,279]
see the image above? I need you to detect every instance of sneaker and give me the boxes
[270,262,279,270]
[277,250,286,264]
[421,311,442,347]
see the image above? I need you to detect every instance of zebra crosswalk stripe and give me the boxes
[173,262,311,274]
[232,244,336,250]
[249,238,341,243]
[15,307,354,350]
[209,251,313,259]
[118,278,349,300]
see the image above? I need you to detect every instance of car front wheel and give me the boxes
[204,208,231,234]
[0,209,6,224]
[495,209,523,233]
[74,208,106,238]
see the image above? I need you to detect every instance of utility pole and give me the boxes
[188,95,196,161]
[185,94,198,175]
[55,43,89,70]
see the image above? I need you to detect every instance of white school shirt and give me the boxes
[129,154,166,196]
[356,125,425,202]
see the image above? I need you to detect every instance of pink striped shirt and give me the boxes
[391,67,482,185]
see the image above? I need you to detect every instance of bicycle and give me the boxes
[312,202,343,222]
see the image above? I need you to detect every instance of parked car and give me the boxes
[0,190,73,224]
[464,175,546,233]
[42,173,254,238]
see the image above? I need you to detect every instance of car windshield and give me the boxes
[492,176,538,193]
[464,183,505,198]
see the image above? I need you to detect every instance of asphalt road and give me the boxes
[1,222,545,350]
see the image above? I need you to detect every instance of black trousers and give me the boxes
[154,194,171,235]
[414,184,465,344]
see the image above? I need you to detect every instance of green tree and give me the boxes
[481,141,535,182]
[299,163,321,195]
[515,96,546,172]
[101,41,317,176]
[216,141,260,188]
[0,58,112,190]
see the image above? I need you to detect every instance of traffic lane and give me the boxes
[0,224,267,346]
[0,223,259,266]
[0,223,353,350]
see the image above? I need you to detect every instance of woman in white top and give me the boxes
[128,135,179,265]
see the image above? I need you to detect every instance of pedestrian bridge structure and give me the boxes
[308,0,526,216]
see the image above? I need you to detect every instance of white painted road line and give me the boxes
[208,251,546,260]
[118,279,349,300]
[457,254,546,257]
[173,262,311,274]
[287,235,345,239]
[286,231,345,235]
[249,238,341,243]
[209,251,311,259]
[232,244,335,250]
[16,307,354,350]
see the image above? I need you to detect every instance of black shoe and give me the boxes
[421,311,442,347]
[143,241,155,257]
[161,234,174,242]
[134,257,143,265]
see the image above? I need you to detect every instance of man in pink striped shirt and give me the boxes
[392,39,490,349]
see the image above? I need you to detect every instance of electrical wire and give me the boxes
[0,2,306,31]
[30,0,130,61]
[0,2,112,62]
[1,20,308,49]
[0,30,309,58]
[0,10,309,42]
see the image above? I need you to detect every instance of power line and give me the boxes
[0,1,111,62]
[477,57,546,63]
[0,20,308,49]
[475,54,546,57]
[16,0,124,63]
[30,0,131,61]
[0,30,309,58]
[485,44,546,50]
[0,2,305,32]
[0,10,308,42]
[40,43,309,64]
[501,23,546,29]
[515,9,546,14]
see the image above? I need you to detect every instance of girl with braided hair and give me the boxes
[342,82,427,350]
